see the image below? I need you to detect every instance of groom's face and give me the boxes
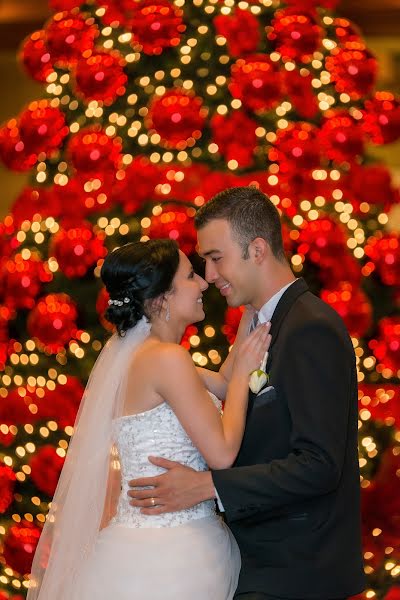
[197,219,256,307]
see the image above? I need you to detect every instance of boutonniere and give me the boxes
[249,350,269,394]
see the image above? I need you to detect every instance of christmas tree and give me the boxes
[0,0,399,597]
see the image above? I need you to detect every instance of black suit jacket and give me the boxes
[213,278,365,598]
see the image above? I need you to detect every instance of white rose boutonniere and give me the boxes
[249,350,269,394]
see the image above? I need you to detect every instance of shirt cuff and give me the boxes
[214,487,225,512]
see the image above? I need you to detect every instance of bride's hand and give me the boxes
[233,322,271,380]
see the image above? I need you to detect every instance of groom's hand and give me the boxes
[127,456,216,514]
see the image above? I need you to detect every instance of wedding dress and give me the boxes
[70,396,241,599]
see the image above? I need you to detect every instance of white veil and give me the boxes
[27,317,151,600]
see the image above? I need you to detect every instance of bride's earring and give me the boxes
[165,302,170,322]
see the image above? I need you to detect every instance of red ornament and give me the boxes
[159,164,233,206]
[343,163,398,216]
[73,48,127,105]
[359,384,400,428]
[268,10,323,61]
[319,110,364,163]
[362,91,400,145]
[36,376,84,427]
[0,120,37,172]
[112,156,161,214]
[384,587,400,600]
[229,54,283,113]
[27,293,78,354]
[50,173,115,220]
[180,324,198,350]
[129,0,186,55]
[325,42,378,100]
[11,186,61,227]
[45,11,98,66]
[49,0,82,10]
[67,126,122,173]
[0,305,11,371]
[364,233,400,287]
[19,100,68,155]
[19,30,54,83]
[369,316,400,376]
[284,69,318,119]
[211,110,258,168]
[0,387,36,426]
[146,89,206,148]
[145,204,197,256]
[94,0,128,27]
[222,306,245,344]
[213,8,260,57]
[3,520,41,575]
[283,0,339,10]
[96,287,115,332]
[30,445,65,496]
[0,251,53,310]
[269,122,320,170]
[50,222,106,278]
[320,282,372,338]
[0,462,16,513]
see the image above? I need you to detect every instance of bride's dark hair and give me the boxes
[101,239,180,336]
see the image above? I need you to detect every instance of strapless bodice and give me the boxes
[110,395,221,528]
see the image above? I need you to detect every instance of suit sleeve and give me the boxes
[212,319,356,522]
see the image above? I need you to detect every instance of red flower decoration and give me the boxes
[11,186,61,227]
[27,293,78,354]
[364,233,400,287]
[268,10,323,61]
[146,89,206,148]
[50,222,106,278]
[284,69,318,119]
[229,54,284,113]
[3,520,41,575]
[30,445,65,496]
[213,8,260,57]
[222,306,245,345]
[283,0,339,10]
[73,48,127,105]
[36,376,84,427]
[0,387,36,426]
[343,164,398,216]
[0,252,53,310]
[0,119,37,172]
[0,305,11,371]
[384,587,400,600]
[145,204,197,256]
[112,156,161,214]
[211,110,258,168]
[0,462,16,513]
[94,0,128,27]
[180,324,198,350]
[319,111,364,163]
[19,100,68,156]
[369,316,400,376]
[19,30,54,83]
[320,282,372,338]
[45,11,98,66]
[332,18,362,45]
[362,91,400,145]
[269,122,320,170]
[49,174,115,220]
[49,0,82,10]
[129,0,186,55]
[358,384,400,428]
[325,42,377,100]
[67,126,122,173]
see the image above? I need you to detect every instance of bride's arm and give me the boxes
[195,306,255,397]
[155,323,270,469]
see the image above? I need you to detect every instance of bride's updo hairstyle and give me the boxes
[101,239,179,336]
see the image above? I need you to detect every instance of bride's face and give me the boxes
[168,251,208,325]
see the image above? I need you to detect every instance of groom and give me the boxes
[128,186,365,599]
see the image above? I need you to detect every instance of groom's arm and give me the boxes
[213,318,356,522]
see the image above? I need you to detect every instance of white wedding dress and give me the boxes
[70,395,241,599]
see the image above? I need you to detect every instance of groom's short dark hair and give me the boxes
[194,186,286,261]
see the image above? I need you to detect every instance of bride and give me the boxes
[28,239,271,600]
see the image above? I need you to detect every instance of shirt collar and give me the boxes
[257,280,296,324]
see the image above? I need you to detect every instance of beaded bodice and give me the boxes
[110,395,221,529]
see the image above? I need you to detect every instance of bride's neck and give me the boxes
[149,319,185,345]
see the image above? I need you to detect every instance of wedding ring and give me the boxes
[150,497,155,506]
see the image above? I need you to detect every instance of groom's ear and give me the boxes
[248,237,269,264]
